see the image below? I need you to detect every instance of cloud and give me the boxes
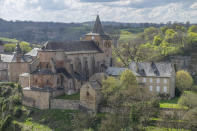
[190,2,197,9]
[0,0,196,23]
[80,0,120,2]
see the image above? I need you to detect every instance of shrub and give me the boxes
[178,92,197,108]
[175,87,182,97]
[13,107,22,118]
[0,115,12,130]
[12,95,21,106]
[151,98,160,108]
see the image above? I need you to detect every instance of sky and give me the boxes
[0,0,197,23]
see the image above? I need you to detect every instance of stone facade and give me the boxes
[0,43,34,82]
[129,62,175,98]
[137,76,175,98]
[50,99,80,110]
[80,73,106,111]
[22,88,51,109]
[8,62,30,82]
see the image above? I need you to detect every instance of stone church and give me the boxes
[20,15,113,109]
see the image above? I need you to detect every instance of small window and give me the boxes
[156,86,160,92]
[86,91,89,96]
[149,86,153,91]
[143,78,146,83]
[149,78,153,83]
[47,80,49,84]
[164,86,167,93]
[157,78,160,84]
[46,64,49,68]
[164,79,167,84]
[35,79,37,83]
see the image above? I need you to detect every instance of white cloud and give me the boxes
[190,2,197,9]
[0,0,196,23]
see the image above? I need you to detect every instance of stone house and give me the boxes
[80,73,107,111]
[0,43,33,82]
[129,62,175,98]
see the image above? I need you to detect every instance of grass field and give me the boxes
[55,92,80,100]
[146,126,190,131]
[159,97,188,109]
[0,37,18,43]
[13,107,78,131]
[119,30,138,43]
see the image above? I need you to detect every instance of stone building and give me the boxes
[106,62,175,98]
[0,42,33,82]
[21,15,113,109]
[80,73,107,111]
[129,62,175,98]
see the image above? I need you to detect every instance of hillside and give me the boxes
[0,18,165,43]
[0,82,196,131]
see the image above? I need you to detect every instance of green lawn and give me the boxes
[13,107,79,131]
[159,97,188,109]
[146,126,190,131]
[119,30,137,43]
[55,93,80,100]
[0,37,18,43]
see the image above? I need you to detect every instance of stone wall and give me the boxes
[50,99,80,110]
[8,62,30,82]
[0,69,8,81]
[22,88,51,109]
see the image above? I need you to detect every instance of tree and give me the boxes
[144,27,159,42]
[120,69,137,88]
[188,25,197,33]
[101,70,155,130]
[176,70,193,92]
[153,35,162,46]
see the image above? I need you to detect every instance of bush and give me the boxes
[176,70,193,92]
[12,95,21,106]
[13,107,22,118]
[175,87,182,97]
[178,92,197,108]
[0,115,12,130]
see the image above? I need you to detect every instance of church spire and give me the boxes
[92,15,105,35]
[15,42,22,54]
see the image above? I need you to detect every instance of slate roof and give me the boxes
[73,72,86,81]
[86,15,111,40]
[56,68,72,78]
[42,41,102,53]
[11,54,33,62]
[0,54,14,62]
[106,67,128,76]
[89,80,102,90]
[129,62,174,77]
[93,15,105,35]
[25,48,40,57]
[32,69,54,75]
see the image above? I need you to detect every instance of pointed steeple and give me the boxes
[92,15,105,35]
[15,42,22,54]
